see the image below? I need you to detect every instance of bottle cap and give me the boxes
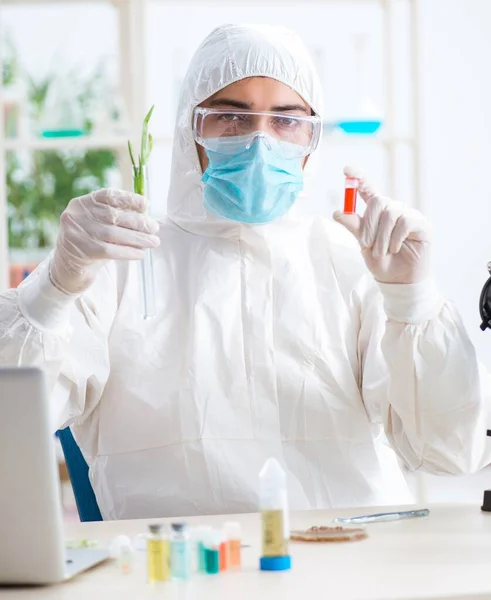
[148,524,163,534]
[259,555,291,571]
[171,522,187,532]
[482,490,491,512]
[259,458,286,490]
[109,534,134,558]
[345,176,359,187]
[193,525,212,541]
[203,530,222,550]
[223,521,242,540]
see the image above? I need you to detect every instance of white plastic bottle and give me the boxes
[259,457,291,571]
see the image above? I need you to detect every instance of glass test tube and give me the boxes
[133,165,156,319]
[344,176,359,214]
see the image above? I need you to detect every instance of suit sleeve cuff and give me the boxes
[17,258,76,333]
[377,278,445,324]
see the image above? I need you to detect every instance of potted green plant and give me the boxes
[4,47,118,286]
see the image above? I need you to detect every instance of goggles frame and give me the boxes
[193,107,321,158]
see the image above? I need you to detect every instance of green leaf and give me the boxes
[139,105,155,168]
[128,141,136,169]
[147,133,154,162]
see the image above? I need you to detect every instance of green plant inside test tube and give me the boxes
[128,105,154,195]
[128,106,156,319]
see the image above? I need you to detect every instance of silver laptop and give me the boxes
[0,366,109,585]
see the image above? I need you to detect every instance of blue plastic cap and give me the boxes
[260,555,291,571]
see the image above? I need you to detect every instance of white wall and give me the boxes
[418,0,491,367]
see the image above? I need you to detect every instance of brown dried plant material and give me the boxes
[290,525,368,543]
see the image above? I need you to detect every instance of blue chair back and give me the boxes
[57,427,103,522]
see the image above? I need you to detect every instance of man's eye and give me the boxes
[217,114,244,122]
[274,117,298,128]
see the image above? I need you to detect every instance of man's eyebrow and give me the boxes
[270,104,309,113]
[207,99,309,113]
[208,99,251,109]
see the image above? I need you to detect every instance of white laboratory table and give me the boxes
[2,504,491,600]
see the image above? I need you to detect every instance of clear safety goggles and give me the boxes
[193,107,321,158]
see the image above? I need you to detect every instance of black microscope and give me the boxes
[479,262,491,510]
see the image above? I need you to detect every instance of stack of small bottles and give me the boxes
[147,521,242,583]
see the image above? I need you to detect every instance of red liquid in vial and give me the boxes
[344,187,357,213]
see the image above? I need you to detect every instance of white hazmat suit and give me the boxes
[1,24,491,520]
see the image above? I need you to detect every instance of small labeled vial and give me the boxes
[110,534,135,575]
[194,525,212,573]
[259,458,291,571]
[219,530,229,571]
[120,542,134,575]
[203,531,221,575]
[147,524,170,582]
[170,522,192,581]
[344,176,359,214]
[224,521,242,569]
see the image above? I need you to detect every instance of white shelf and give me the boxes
[4,135,131,152]
[4,134,175,152]
[323,132,415,145]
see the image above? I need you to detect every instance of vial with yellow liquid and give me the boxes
[259,458,291,571]
[147,523,170,582]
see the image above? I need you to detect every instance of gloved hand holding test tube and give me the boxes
[128,106,156,320]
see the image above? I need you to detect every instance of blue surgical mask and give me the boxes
[201,134,304,224]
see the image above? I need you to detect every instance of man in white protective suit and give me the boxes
[1,24,490,520]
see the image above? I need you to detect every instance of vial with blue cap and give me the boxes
[259,457,291,571]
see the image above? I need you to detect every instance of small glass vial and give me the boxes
[171,522,192,581]
[203,531,221,575]
[344,176,359,214]
[147,524,170,582]
[224,521,242,569]
[194,525,212,573]
[219,530,229,571]
[120,541,135,575]
[110,534,135,575]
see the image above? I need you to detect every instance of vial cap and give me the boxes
[345,176,359,188]
[148,524,163,534]
[171,522,187,532]
[204,530,223,549]
[192,525,212,540]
